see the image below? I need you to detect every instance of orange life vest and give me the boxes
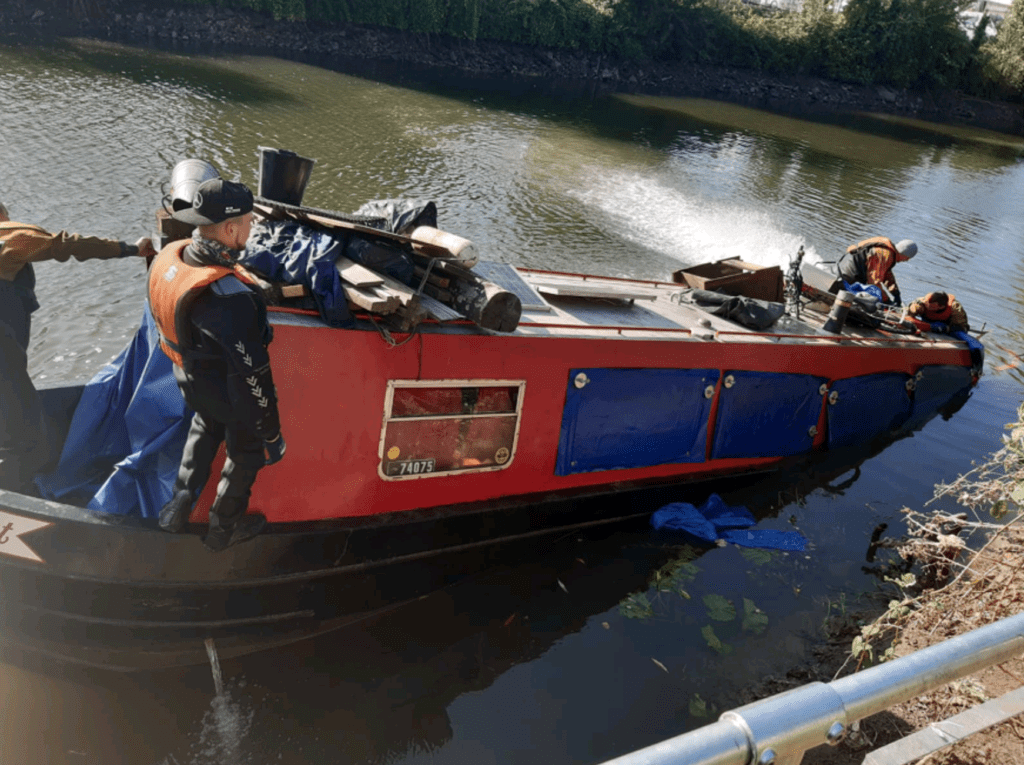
[147,239,254,367]
[847,236,898,257]
[907,292,956,332]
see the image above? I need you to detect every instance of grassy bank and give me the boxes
[131,0,1023,102]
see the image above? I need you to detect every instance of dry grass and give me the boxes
[805,403,1024,764]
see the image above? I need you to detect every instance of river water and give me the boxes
[1,36,1023,765]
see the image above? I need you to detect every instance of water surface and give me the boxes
[1,36,1023,765]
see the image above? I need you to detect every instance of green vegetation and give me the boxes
[163,0,1023,101]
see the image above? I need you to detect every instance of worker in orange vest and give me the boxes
[148,179,285,552]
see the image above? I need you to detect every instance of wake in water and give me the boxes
[568,168,825,271]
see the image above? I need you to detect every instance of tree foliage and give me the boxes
[978,0,1024,99]
[162,0,1024,102]
[826,0,972,87]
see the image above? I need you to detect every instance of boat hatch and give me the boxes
[378,380,525,480]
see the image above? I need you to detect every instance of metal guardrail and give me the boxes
[596,611,1024,765]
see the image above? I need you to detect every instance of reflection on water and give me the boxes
[0,427,986,765]
[1,35,1024,765]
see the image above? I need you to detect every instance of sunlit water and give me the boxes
[1,35,1024,765]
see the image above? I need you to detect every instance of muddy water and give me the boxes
[1,36,1023,765]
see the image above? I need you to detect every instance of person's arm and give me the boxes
[949,300,970,333]
[905,298,926,317]
[195,286,282,441]
[867,249,901,304]
[0,225,154,279]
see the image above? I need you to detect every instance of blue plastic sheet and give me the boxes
[243,220,354,328]
[651,494,808,551]
[37,305,190,517]
[842,281,886,303]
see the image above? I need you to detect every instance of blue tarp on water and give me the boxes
[651,494,808,551]
[36,305,190,517]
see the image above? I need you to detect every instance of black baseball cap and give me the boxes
[173,178,254,226]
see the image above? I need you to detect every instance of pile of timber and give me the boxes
[251,199,522,333]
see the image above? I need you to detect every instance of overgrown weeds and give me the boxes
[839,400,1024,676]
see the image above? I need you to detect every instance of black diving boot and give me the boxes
[203,512,267,552]
[158,489,194,533]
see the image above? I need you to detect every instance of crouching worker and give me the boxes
[904,291,970,334]
[148,178,286,552]
[837,237,917,306]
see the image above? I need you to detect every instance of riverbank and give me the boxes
[3,0,1022,136]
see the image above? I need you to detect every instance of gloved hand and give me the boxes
[135,237,157,259]
[929,322,948,333]
[264,434,286,465]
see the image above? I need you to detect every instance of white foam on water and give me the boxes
[190,684,256,765]
[569,167,821,270]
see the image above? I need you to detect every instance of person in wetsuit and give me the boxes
[0,201,155,493]
[836,237,917,306]
[148,179,285,552]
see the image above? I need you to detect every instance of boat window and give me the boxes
[379,381,525,480]
[391,385,518,416]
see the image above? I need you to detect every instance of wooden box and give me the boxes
[155,208,195,249]
[672,257,784,302]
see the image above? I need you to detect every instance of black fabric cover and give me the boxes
[353,199,437,235]
[677,289,785,330]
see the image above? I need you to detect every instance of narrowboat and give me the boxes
[0,153,983,670]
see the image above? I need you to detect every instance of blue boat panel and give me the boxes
[710,371,827,459]
[903,364,975,432]
[827,373,913,450]
[556,368,718,475]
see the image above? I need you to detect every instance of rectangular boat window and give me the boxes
[379,380,524,480]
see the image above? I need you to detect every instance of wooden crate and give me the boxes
[155,208,195,249]
[672,257,784,302]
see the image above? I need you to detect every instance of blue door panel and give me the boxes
[556,368,718,475]
[827,373,913,450]
[710,371,827,459]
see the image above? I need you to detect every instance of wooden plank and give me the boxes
[535,283,658,301]
[335,256,385,288]
[342,283,400,314]
[408,226,478,267]
[279,284,307,299]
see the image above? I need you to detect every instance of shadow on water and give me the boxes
[0,395,974,765]
[0,36,301,106]
[610,94,1024,167]
[271,44,1024,167]
[22,31,1020,171]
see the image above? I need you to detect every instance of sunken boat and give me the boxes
[0,150,983,670]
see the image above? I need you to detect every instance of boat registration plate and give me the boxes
[386,458,437,477]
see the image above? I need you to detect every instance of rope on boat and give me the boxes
[367,313,420,348]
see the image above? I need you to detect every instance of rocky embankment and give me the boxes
[3,0,1023,135]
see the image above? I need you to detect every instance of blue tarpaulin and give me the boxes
[651,494,808,551]
[842,281,887,303]
[36,305,190,517]
[242,220,354,328]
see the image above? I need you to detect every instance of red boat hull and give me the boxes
[188,314,976,525]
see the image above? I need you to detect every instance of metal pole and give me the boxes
[596,611,1024,765]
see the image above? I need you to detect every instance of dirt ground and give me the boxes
[796,513,1024,765]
